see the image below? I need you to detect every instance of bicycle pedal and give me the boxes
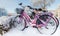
[33,26,37,28]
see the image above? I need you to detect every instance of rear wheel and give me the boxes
[55,17,59,27]
[37,15,58,35]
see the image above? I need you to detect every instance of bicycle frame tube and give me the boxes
[22,12,31,22]
[21,12,38,27]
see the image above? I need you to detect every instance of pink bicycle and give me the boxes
[12,3,59,35]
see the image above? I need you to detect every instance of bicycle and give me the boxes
[12,3,59,35]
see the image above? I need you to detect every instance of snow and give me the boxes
[0,16,60,36]
[3,26,60,36]
[3,27,50,36]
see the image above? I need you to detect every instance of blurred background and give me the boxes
[0,0,60,36]
[0,0,60,18]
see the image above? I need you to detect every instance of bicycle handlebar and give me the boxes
[19,3,34,10]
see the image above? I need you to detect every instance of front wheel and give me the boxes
[13,15,26,31]
[37,15,58,35]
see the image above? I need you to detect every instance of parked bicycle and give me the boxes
[12,3,59,35]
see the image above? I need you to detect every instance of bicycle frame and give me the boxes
[19,10,55,28]
[18,3,59,29]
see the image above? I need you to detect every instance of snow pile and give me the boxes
[0,16,11,29]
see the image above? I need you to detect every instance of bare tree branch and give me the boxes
[30,0,55,9]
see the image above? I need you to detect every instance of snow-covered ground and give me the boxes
[3,26,60,36]
[0,16,60,36]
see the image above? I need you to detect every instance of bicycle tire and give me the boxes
[55,17,59,27]
[12,15,26,31]
[37,15,58,35]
